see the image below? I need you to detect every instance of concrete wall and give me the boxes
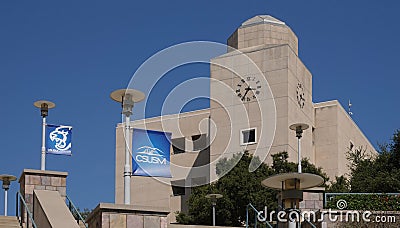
[314,101,377,179]
[33,190,80,228]
[86,203,169,228]
[19,169,68,226]
[33,191,52,228]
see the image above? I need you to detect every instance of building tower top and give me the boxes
[227,15,299,55]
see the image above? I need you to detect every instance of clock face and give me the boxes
[236,76,262,102]
[296,83,305,108]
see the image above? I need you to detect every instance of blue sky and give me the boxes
[1,0,399,215]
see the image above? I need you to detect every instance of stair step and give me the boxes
[0,216,21,228]
[0,216,18,220]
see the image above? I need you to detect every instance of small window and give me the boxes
[172,137,185,154]
[172,186,186,196]
[349,141,354,151]
[192,134,207,151]
[171,179,186,196]
[240,128,257,145]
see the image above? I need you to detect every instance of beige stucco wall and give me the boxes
[314,100,377,179]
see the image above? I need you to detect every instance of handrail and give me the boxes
[245,203,273,228]
[66,194,88,228]
[16,191,38,228]
[324,192,400,208]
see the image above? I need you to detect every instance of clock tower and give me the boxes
[209,15,314,178]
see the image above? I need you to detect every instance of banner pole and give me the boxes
[4,189,7,216]
[124,114,131,205]
[41,116,46,170]
[34,100,55,170]
[110,89,145,205]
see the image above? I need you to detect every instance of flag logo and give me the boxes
[132,129,171,177]
[46,125,72,155]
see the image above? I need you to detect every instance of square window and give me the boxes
[172,186,185,196]
[172,137,185,154]
[171,179,186,196]
[349,141,354,151]
[192,134,207,151]
[240,128,257,145]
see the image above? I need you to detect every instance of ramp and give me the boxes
[33,190,80,228]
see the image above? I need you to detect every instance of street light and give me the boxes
[205,193,223,226]
[110,89,145,205]
[0,175,17,216]
[34,100,56,170]
[261,123,323,228]
[289,123,309,173]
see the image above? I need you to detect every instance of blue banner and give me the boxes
[132,129,172,177]
[46,124,72,155]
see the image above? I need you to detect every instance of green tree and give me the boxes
[326,175,350,193]
[176,151,328,226]
[177,152,276,226]
[349,130,400,193]
[272,151,329,184]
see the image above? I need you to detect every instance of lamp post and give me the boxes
[205,193,223,226]
[0,175,17,216]
[34,100,56,171]
[289,123,309,173]
[111,89,145,205]
[261,123,323,228]
[261,173,323,227]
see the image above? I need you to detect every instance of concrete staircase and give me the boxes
[0,216,21,228]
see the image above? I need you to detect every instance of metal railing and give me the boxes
[66,194,88,228]
[324,192,400,208]
[16,191,38,228]
[245,203,273,228]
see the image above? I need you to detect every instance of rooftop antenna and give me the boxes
[348,99,353,116]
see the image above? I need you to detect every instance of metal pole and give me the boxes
[254,210,257,227]
[41,116,46,170]
[4,189,8,216]
[298,136,301,173]
[124,114,131,205]
[208,115,211,149]
[212,204,216,226]
[246,205,249,228]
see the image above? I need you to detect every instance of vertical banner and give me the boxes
[46,125,73,155]
[132,129,172,177]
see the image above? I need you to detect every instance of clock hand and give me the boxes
[241,88,250,101]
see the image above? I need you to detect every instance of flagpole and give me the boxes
[124,114,131,205]
[111,89,145,205]
[34,100,55,171]
[41,116,46,170]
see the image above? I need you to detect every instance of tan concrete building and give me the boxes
[114,15,377,222]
